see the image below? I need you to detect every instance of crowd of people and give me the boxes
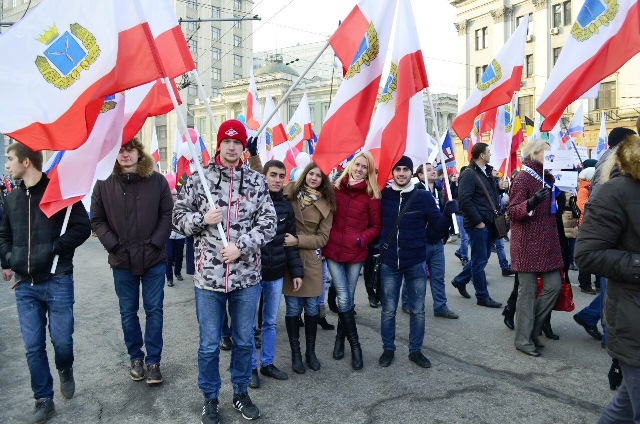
[1,117,639,424]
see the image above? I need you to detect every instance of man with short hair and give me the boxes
[173,120,276,423]
[91,137,173,385]
[378,156,457,369]
[451,142,507,308]
[166,189,186,287]
[0,143,91,424]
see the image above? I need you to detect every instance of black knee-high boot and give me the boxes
[339,310,363,370]
[328,285,338,313]
[304,314,321,371]
[285,316,305,374]
[333,315,345,360]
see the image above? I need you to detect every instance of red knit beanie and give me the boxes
[217,119,247,150]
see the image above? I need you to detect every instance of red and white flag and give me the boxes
[285,93,314,150]
[537,0,640,131]
[150,125,160,166]
[40,93,126,217]
[261,90,288,163]
[245,70,261,132]
[122,79,179,142]
[0,0,163,151]
[488,105,511,171]
[451,15,528,140]
[363,0,429,187]
[313,0,396,174]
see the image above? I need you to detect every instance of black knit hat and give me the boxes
[582,159,597,168]
[393,155,414,171]
[608,127,636,148]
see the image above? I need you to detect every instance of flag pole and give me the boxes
[426,87,459,234]
[255,41,330,139]
[50,205,72,274]
[503,92,519,183]
[191,70,219,133]
[164,76,228,247]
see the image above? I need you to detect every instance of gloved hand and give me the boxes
[443,200,459,216]
[526,187,549,211]
[246,136,258,157]
[608,358,623,390]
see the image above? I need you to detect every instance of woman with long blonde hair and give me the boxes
[323,151,382,370]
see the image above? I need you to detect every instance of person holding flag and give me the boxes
[0,143,91,423]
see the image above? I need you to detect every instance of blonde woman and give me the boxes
[323,151,382,370]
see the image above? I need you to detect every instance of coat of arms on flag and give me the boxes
[572,0,618,41]
[344,23,380,79]
[35,24,100,90]
[378,62,397,104]
[477,60,501,91]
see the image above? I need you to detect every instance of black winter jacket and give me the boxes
[458,161,500,231]
[261,190,304,281]
[0,174,91,283]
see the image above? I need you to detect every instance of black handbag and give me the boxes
[370,189,419,282]
[471,170,510,239]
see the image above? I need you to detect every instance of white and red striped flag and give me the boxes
[363,0,429,187]
[245,70,261,132]
[313,0,396,174]
[150,125,160,167]
[537,0,640,131]
[451,14,528,140]
[262,90,288,163]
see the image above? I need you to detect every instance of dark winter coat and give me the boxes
[457,160,500,232]
[575,139,640,367]
[0,174,91,283]
[508,159,563,273]
[91,153,173,276]
[379,184,449,269]
[323,178,381,264]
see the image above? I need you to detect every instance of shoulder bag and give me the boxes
[471,170,510,239]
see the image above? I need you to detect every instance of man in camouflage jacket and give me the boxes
[172,119,276,423]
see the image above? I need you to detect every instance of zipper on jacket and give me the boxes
[397,193,402,269]
[27,189,33,285]
[224,167,234,293]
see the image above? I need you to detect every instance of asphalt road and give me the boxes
[0,236,613,423]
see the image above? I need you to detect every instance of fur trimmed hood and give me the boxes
[600,135,640,184]
[112,151,156,177]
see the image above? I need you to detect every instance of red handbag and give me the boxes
[535,270,575,312]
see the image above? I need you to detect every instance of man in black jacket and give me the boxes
[247,153,304,389]
[0,143,91,424]
[451,143,507,308]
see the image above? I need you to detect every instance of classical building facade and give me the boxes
[450,0,639,155]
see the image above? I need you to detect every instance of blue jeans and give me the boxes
[284,296,318,317]
[380,261,427,352]
[327,259,363,313]
[455,215,469,260]
[113,263,165,365]
[494,238,510,271]
[195,284,260,399]
[15,274,74,399]
[251,278,283,369]
[575,278,607,343]
[185,236,195,275]
[452,226,494,301]
[599,361,640,423]
[318,259,328,307]
[425,242,448,314]
[165,238,185,281]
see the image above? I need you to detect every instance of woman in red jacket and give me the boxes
[323,151,382,370]
[508,140,562,357]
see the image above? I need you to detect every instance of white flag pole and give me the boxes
[426,87,459,234]
[164,76,228,247]
[255,41,330,139]
[190,70,219,133]
[50,205,72,274]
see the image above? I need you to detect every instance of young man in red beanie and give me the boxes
[173,119,277,423]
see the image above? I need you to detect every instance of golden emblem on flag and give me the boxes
[266,128,273,151]
[476,59,502,91]
[571,0,618,42]
[344,23,380,80]
[287,123,302,142]
[505,104,513,133]
[378,62,397,104]
[35,23,101,90]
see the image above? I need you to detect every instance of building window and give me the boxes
[553,47,562,65]
[211,7,220,18]
[516,13,533,35]
[211,47,221,61]
[233,54,242,67]
[595,81,616,110]
[187,85,197,98]
[233,35,242,47]
[186,21,197,32]
[188,39,197,55]
[233,15,241,29]
[211,86,219,97]
[475,27,488,50]
[212,27,221,40]
[563,1,572,26]
[475,65,487,84]
[212,68,221,81]
[234,73,243,80]
[525,54,534,78]
[156,125,167,141]
[553,4,562,28]
[198,117,207,135]
[234,0,241,10]
[159,148,167,161]
[518,95,534,121]
[186,0,196,10]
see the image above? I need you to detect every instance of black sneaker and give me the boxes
[201,398,220,424]
[379,350,394,367]
[175,273,184,281]
[260,364,289,380]
[434,310,459,319]
[58,368,75,399]
[451,281,471,299]
[32,398,54,424]
[167,280,174,287]
[501,268,515,277]
[408,351,432,369]
[233,392,260,420]
[129,359,146,381]
[249,369,260,389]
[146,364,163,385]
[220,336,232,351]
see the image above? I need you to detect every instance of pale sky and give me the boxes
[250,0,461,94]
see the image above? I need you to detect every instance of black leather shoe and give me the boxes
[516,348,541,357]
[477,298,502,308]
[175,274,184,281]
[532,338,545,349]
[451,281,471,299]
[260,364,288,381]
[378,350,394,367]
[573,315,603,340]
[434,310,459,319]
[220,336,232,351]
[502,268,515,277]
[408,351,431,369]
[249,369,260,389]
[541,322,559,340]
[368,297,379,308]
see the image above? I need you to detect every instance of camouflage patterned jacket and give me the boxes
[172,160,276,292]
